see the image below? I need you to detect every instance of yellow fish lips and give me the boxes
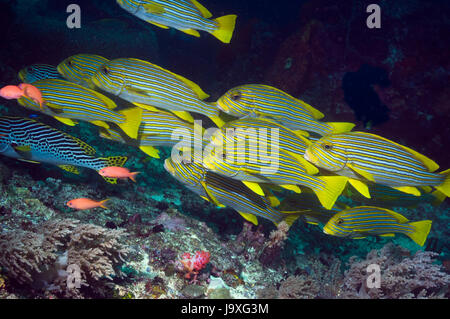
[216,97,229,113]
[163,158,175,175]
[322,225,333,235]
[18,68,27,82]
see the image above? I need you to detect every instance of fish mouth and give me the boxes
[163,159,174,175]
[216,99,228,113]
[18,69,26,82]
[322,226,332,235]
[304,149,317,164]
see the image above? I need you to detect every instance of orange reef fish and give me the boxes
[67,198,109,210]
[98,166,140,182]
[0,84,44,109]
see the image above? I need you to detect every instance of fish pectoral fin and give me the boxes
[143,3,166,14]
[125,86,152,97]
[171,111,194,123]
[201,181,221,207]
[13,145,31,152]
[132,103,161,112]
[54,116,78,126]
[392,186,421,197]
[191,0,212,18]
[237,211,258,225]
[139,145,160,159]
[379,233,396,237]
[242,181,265,196]
[18,159,40,164]
[45,102,64,114]
[58,165,80,175]
[90,120,110,130]
[181,29,201,37]
[348,178,371,198]
[347,163,376,182]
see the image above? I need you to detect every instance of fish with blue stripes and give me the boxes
[18,64,64,83]
[323,206,432,246]
[57,54,110,89]
[91,57,224,126]
[0,116,128,184]
[100,109,208,158]
[116,0,237,43]
[164,157,322,226]
[304,131,450,199]
[16,79,142,139]
[202,123,348,210]
[217,84,355,136]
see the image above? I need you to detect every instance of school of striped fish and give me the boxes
[0,0,448,248]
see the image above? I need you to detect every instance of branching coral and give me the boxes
[0,218,129,297]
[341,244,450,299]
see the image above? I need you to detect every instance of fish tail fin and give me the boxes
[407,220,432,246]
[139,145,160,159]
[326,122,356,134]
[117,107,143,139]
[206,107,225,127]
[280,210,310,227]
[435,168,450,197]
[129,171,140,183]
[99,199,109,209]
[211,15,237,43]
[312,176,348,210]
[431,190,446,206]
[98,156,128,184]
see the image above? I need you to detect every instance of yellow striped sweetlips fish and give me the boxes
[116,0,237,43]
[100,109,208,158]
[323,206,432,246]
[202,133,348,210]
[18,64,64,83]
[213,117,315,168]
[304,131,450,198]
[217,84,355,136]
[92,58,224,126]
[0,116,128,184]
[17,79,142,139]
[57,54,110,89]
[164,157,315,226]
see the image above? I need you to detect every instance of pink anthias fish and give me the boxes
[98,166,140,182]
[66,198,109,210]
[0,83,43,109]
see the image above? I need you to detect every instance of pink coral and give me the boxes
[180,251,210,281]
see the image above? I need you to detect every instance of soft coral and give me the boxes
[180,251,210,282]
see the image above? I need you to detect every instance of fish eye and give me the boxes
[336,218,344,225]
[230,92,241,101]
[322,143,333,151]
[101,66,109,75]
[67,59,73,67]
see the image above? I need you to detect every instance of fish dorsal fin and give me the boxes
[181,29,201,37]
[238,211,258,225]
[58,165,80,175]
[347,163,376,182]
[392,186,421,197]
[294,98,325,120]
[70,136,96,155]
[348,178,371,198]
[143,3,166,14]
[281,184,302,193]
[242,181,265,196]
[140,59,210,100]
[190,0,212,18]
[356,132,439,172]
[54,116,78,126]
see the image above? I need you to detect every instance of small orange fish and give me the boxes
[98,166,139,182]
[66,198,109,210]
[18,83,44,109]
[0,85,24,99]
